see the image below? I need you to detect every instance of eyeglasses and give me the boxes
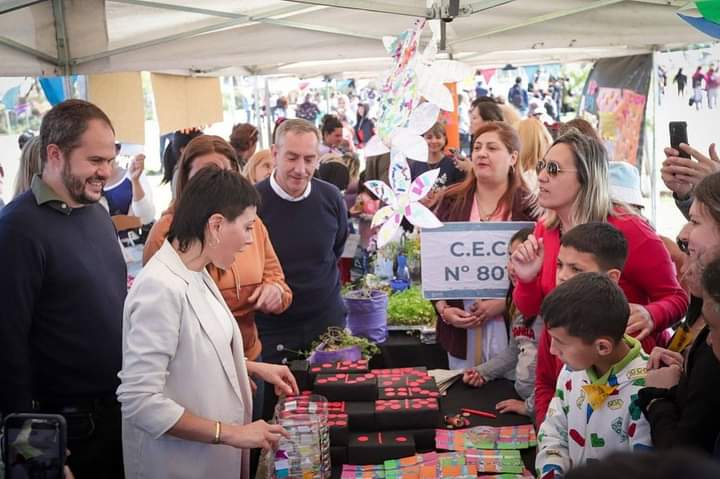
[536,159,577,177]
[677,238,689,255]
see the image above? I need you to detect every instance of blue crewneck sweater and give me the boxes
[255,177,348,333]
[0,190,126,413]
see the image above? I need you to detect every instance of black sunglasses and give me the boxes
[536,159,577,177]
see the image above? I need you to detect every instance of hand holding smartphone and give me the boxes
[669,121,691,159]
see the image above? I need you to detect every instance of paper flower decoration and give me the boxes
[362,19,472,246]
[365,153,443,248]
[364,20,473,163]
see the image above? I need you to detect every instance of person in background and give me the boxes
[229,123,259,171]
[462,227,540,418]
[118,167,297,479]
[673,68,687,96]
[637,172,720,456]
[517,117,552,192]
[410,122,465,191]
[470,97,504,137]
[162,129,203,197]
[143,136,291,379]
[0,99,127,477]
[243,149,274,184]
[511,129,688,426]
[13,136,42,199]
[354,103,374,149]
[705,67,717,110]
[254,119,348,418]
[349,171,380,250]
[433,122,539,370]
[558,118,602,143]
[271,96,288,122]
[296,94,321,124]
[102,147,156,226]
[318,152,350,192]
[319,114,344,156]
[536,273,652,478]
[692,66,705,110]
[507,76,529,115]
[17,130,35,150]
[607,160,685,286]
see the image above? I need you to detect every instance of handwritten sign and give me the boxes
[420,222,535,300]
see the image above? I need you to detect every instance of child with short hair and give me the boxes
[536,273,652,479]
[462,227,541,418]
[534,222,629,426]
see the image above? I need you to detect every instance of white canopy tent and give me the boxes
[0,0,712,79]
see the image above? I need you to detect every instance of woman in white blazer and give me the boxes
[117,167,298,479]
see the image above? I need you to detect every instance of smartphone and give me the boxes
[669,121,691,159]
[2,413,67,479]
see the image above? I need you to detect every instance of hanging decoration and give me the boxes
[361,20,472,247]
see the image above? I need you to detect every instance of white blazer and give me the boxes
[117,241,253,479]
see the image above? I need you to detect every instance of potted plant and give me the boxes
[307,327,381,364]
[342,275,389,343]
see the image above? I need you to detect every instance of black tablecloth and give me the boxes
[330,328,536,476]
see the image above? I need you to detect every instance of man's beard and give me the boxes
[62,161,103,205]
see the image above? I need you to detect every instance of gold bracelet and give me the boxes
[213,421,222,444]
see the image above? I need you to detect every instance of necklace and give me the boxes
[474,191,499,222]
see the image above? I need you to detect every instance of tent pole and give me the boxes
[325,77,331,116]
[253,76,263,148]
[229,76,237,127]
[650,50,658,227]
[264,77,273,145]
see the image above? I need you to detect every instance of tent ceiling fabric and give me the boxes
[0,0,712,77]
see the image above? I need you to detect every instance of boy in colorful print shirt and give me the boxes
[535,272,652,478]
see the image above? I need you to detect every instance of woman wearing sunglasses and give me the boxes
[433,122,540,370]
[510,128,689,427]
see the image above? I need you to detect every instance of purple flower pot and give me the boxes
[309,344,362,365]
[344,289,388,343]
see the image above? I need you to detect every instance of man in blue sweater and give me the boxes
[255,119,348,415]
[0,100,126,477]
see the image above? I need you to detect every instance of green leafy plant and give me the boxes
[387,286,436,327]
[308,327,380,358]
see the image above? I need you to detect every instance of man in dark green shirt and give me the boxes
[0,100,126,478]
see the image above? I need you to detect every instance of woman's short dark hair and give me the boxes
[321,114,343,137]
[168,166,260,253]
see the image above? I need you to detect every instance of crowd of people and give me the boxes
[0,84,718,479]
[659,65,719,110]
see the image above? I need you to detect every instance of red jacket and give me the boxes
[513,212,689,426]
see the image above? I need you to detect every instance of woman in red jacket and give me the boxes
[511,128,689,426]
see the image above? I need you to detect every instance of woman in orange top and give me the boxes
[144,135,292,362]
